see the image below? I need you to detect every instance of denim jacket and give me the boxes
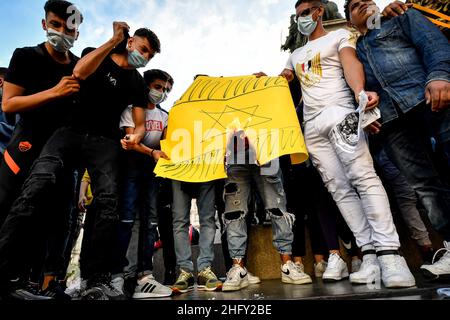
[356,9,450,124]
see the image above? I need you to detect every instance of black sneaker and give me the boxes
[41,280,71,301]
[81,274,126,301]
[7,281,53,301]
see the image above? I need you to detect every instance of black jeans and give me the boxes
[0,127,121,282]
[381,105,450,241]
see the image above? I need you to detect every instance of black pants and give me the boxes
[0,127,121,282]
[0,123,74,282]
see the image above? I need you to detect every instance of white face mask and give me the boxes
[297,9,319,36]
[46,28,76,53]
[148,88,167,105]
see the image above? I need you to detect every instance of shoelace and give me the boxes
[327,254,341,270]
[431,242,450,265]
[201,267,217,280]
[178,271,193,283]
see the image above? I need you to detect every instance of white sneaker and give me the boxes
[222,265,249,292]
[247,272,261,284]
[378,254,416,288]
[350,254,380,285]
[110,276,125,296]
[421,241,450,280]
[351,258,362,273]
[323,253,349,282]
[133,274,172,299]
[314,260,328,278]
[281,261,312,285]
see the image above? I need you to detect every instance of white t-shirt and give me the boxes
[285,29,358,122]
[120,106,168,148]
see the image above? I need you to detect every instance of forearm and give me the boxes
[133,143,155,157]
[340,49,365,95]
[73,38,119,80]
[79,181,89,200]
[2,89,59,113]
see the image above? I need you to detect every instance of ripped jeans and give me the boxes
[223,161,294,260]
[0,127,121,280]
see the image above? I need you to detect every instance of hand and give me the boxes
[425,81,450,112]
[52,76,80,98]
[112,21,130,44]
[151,150,170,162]
[253,72,267,78]
[365,91,380,111]
[365,120,382,135]
[382,1,413,17]
[78,196,87,212]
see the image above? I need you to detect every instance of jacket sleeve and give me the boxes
[399,9,450,85]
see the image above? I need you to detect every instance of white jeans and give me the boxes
[304,106,400,249]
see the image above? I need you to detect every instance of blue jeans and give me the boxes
[172,180,216,272]
[116,153,159,275]
[381,105,450,241]
[223,160,294,259]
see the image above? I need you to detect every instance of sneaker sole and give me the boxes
[222,281,249,292]
[383,280,416,288]
[282,277,312,285]
[422,269,450,281]
[197,284,223,292]
[133,292,172,299]
[171,286,194,294]
[323,272,349,283]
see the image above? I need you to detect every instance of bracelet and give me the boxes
[150,149,155,157]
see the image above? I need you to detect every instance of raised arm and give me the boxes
[73,22,129,80]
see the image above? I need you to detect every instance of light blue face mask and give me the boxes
[127,49,148,69]
[297,9,318,36]
[148,88,168,104]
[47,28,76,53]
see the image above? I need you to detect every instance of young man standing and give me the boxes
[113,69,172,299]
[345,0,450,280]
[0,0,82,299]
[0,20,160,300]
[263,0,416,288]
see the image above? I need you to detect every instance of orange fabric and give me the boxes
[412,3,450,22]
[4,150,20,175]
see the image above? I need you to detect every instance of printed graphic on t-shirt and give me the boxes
[146,120,164,132]
[296,51,323,88]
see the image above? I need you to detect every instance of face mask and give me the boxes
[46,28,75,53]
[127,48,148,69]
[148,88,167,104]
[297,10,318,36]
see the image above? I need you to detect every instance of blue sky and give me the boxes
[0,0,391,109]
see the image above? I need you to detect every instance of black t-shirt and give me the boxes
[5,43,79,137]
[70,47,147,140]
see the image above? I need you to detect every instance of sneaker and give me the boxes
[351,258,363,273]
[198,267,223,291]
[171,269,195,294]
[322,253,349,282]
[222,265,249,292]
[8,281,53,301]
[247,272,261,284]
[41,280,71,301]
[378,254,416,288]
[133,274,172,299]
[350,254,380,285]
[281,261,312,285]
[110,276,125,296]
[81,274,127,300]
[421,241,450,280]
[314,260,328,278]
